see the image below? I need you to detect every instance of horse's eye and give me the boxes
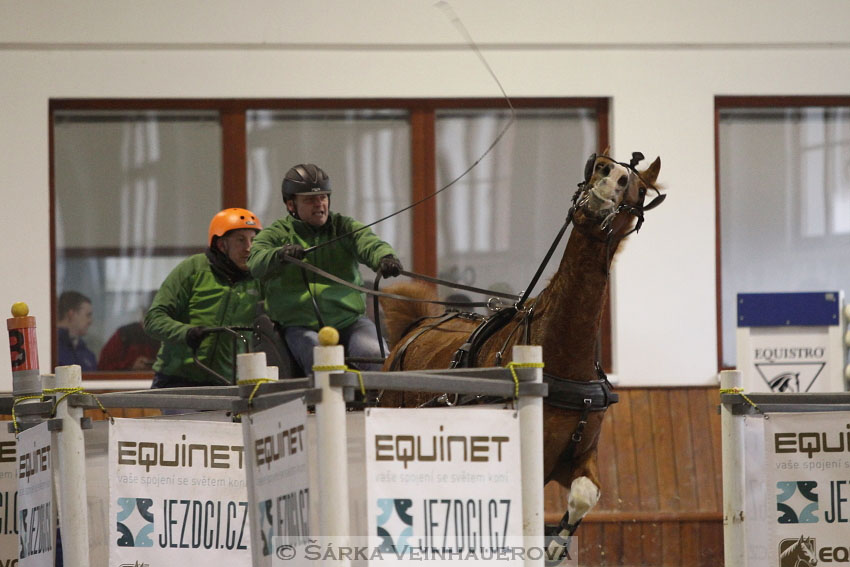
[639,186,647,196]
[617,175,628,187]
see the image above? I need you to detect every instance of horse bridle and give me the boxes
[576,152,666,239]
[567,152,667,278]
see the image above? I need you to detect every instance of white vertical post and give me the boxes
[721,369,746,567]
[236,352,265,567]
[236,351,267,382]
[513,345,544,567]
[240,414,263,567]
[313,342,350,566]
[53,364,90,566]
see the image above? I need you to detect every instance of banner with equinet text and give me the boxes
[1,427,19,566]
[764,411,850,567]
[109,418,251,565]
[243,399,309,567]
[363,407,525,566]
[16,421,54,567]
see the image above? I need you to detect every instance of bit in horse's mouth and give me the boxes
[587,187,616,212]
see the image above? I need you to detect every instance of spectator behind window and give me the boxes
[56,290,96,371]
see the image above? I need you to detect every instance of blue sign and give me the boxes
[737,292,841,327]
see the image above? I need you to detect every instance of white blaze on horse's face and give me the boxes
[585,157,634,215]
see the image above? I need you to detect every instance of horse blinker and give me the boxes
[583,153,597,184]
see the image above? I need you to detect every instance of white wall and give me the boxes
[2,0,849,389]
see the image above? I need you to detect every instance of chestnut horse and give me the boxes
[378,151,664,551]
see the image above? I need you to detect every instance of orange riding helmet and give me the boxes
[208,208,262,246]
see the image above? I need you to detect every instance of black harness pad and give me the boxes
[450,307,518,369]
[543,373,618,411]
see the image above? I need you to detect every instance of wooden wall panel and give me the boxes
[595,403,619,509]
[669,388,699,510]
[547,385,724,566]
[611,389,639,511]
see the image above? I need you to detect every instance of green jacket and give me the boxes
[248,212,396,330]
[145,253,261,384]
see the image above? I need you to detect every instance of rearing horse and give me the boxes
[378,151,664,551]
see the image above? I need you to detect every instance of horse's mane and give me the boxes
[379,282,441,346]
[780,537,813,561]
[779,540,799,560]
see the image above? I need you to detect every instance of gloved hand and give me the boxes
[185,326,211,350]
[277,243,305,262]
[378,255,403,278]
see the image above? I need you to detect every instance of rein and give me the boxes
[284,256,502,309]
[288,153,664,320]
[287,158,665,369]
[516,210,575,310]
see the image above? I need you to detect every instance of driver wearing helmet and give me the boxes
[145,207,263,388]
[248,163,403,374]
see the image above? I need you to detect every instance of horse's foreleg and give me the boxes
[546,476,600,565]
[567,475,600,528]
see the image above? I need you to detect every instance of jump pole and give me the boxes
[51,364,91,566]
[313,329,351,566]
[720,369,745,567]
[514,344,544,567]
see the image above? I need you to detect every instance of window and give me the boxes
[51,98,608,376]
[53,109,221,372]
[717,98,850,368]
[435,108,599,301]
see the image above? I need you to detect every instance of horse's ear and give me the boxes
[641,156,661,185]
[601,145,611,155]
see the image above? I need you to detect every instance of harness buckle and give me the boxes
[571,420,587,442]
[436,393,457,407]
[450,343,472,369]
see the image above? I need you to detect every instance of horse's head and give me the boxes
[797,536,817,566]
[572,150,664,239]
[780,535,818,567]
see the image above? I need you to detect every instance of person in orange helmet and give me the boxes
[144,208,263,388]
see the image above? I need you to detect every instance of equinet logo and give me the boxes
[778,536,816,567]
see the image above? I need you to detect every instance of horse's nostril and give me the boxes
[617,175,628,187]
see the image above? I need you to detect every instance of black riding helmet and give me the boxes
[282,164,331,200]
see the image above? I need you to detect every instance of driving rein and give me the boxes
[283,153,663,416]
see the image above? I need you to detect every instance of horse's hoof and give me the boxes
[544,535,575,567]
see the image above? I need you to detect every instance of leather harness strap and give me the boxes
[390,311,463,371]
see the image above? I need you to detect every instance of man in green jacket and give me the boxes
[248,163,402,374]
[145,207,263,387]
